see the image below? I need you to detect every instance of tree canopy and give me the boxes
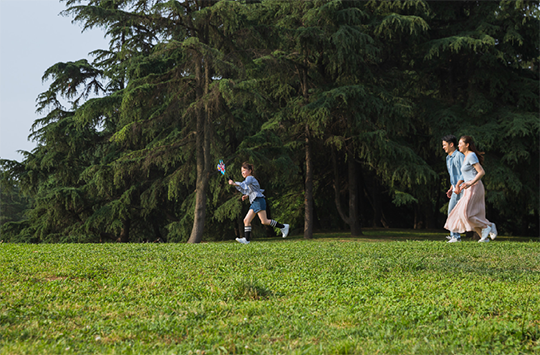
[1,0,538,243]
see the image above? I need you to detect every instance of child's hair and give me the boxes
[460,135,485,164]
[442,134,458,148]
[242,162,254,173]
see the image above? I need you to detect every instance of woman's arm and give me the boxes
[462,163,485,189]
[454,179,465,194]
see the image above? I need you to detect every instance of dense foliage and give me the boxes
[0,177,31,238]
[1,0,538,243]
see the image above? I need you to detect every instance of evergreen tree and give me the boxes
[62,0,259,243]
[1,0,537,242]
[0,171,32,241]
[251,0,437,236]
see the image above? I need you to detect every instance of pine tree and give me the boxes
[64,0,266,243]
[252,0,438,236]
[1,0,537,242]
[0,170,32,241]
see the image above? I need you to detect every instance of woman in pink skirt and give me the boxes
[444,136,497,242]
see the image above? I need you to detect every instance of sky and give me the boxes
[0,0,109,162]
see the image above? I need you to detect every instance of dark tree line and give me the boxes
[1,0,538,243]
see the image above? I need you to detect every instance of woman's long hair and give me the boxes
[460,135,484,164]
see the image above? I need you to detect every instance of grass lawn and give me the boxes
[1,229,539,354]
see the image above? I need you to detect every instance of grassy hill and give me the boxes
[1,231,538,354]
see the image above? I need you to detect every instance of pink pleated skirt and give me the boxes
[444,180,491,234]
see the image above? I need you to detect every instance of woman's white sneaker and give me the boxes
[480,225,491,242]
[489,223,498,240]
[235,237,250,244]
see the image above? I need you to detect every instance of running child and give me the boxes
[228,162,289,244]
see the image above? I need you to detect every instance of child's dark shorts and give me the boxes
[250,197,266,213]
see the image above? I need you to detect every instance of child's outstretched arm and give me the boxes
[230,177,252,196]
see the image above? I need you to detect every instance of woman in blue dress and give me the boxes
[229,162,289,244]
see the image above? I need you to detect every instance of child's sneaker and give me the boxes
[235,237,250,245]
[281,224,290,238]
[447,237,461,243]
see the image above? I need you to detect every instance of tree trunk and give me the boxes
[348,157,362,236]
[188,56,212,244]
[188,100,207,243]
[428,176,442,228]
[304,125,314,239]
[118,219,130,243]
[331,147,363,236]
[413,207,422,229]
[332,148,349,224]
[301,58,313,240]
[153,221,163,242]
[361,171,381,228]
[188,174,207,243]
[534,209,540,237]
[373,190,382,227]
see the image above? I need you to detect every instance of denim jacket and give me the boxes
[446,151,464,187]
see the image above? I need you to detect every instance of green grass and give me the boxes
[1,231,539,354]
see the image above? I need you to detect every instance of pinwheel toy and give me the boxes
[217,160,230,181]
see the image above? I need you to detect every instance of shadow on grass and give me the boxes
[233,277,275,300]
[248,228,538,243]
